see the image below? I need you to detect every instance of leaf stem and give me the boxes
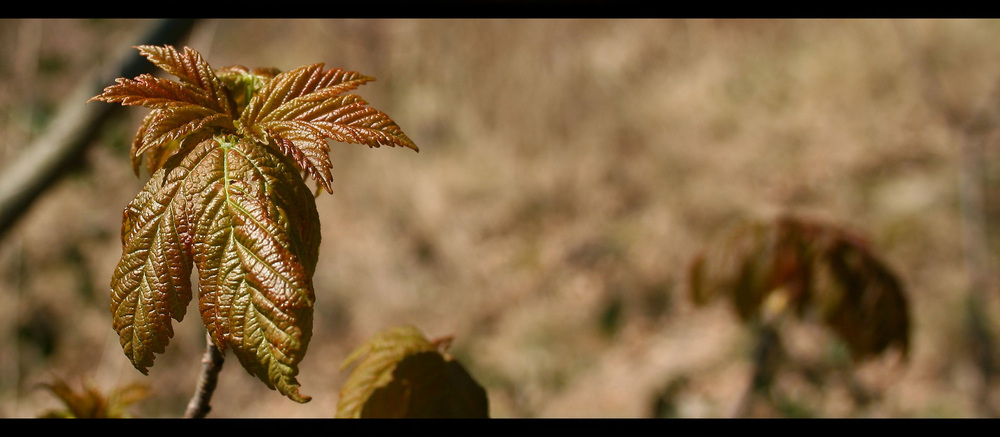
[184,332,225,418]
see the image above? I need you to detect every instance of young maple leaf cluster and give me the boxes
[90,45,417,402]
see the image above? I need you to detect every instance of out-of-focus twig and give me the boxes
[731,290,787,417]
[0,18,198,242]
[731,321,781,418]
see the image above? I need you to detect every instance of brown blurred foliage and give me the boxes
[690,215,910,361]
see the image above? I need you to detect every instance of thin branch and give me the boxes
[184,332,226,418]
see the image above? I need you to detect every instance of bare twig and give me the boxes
[184,332,225,418]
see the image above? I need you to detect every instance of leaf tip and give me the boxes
[286,387,312,404]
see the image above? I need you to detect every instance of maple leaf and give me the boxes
[91,45,417,402]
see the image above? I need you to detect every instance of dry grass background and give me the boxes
[2,18,1000,418]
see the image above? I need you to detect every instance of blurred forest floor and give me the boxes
[3,18,1000,417]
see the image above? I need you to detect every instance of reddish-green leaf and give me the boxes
[112,136,320,401]
[90,74,217,109]
[96,76,228,175]
[189,137,319,402]
[239,64,416,193]
[111,159,195,373]
[135,45,235,116]
[137,108,230,156]
[240,64,373,125]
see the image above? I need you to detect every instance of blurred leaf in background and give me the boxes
[689,214,910,361]
[336,325,488,418]
[37,377,149,418]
